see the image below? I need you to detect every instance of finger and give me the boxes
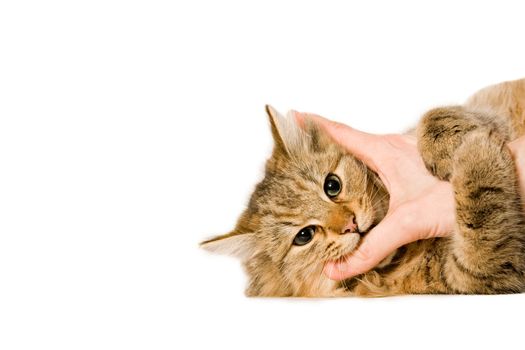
[294,111,381,173]
[323,209,419,280]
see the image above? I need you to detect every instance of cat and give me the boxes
[200,78,525,296]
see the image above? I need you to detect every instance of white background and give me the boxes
[1,1,524,349]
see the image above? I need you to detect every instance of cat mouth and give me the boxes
[330,223,377,262]
[330,233,361,261]
[357,222,376,235]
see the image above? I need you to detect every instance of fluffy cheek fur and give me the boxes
[282,233,360,296]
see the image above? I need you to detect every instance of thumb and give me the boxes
[323,207,420,280]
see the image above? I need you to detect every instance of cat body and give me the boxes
[202,78,525,297]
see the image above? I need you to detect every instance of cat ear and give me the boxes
[200,231,256,261]
[265,104,306,156]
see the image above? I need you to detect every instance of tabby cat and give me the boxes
[200,78,525,296]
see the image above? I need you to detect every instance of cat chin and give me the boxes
[358,222,377,235]
[329,232,360,262]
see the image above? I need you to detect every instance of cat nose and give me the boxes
[340,216,357,235]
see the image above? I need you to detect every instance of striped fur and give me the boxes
[201,78,525,296]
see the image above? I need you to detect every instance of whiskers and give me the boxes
[306,243,347,296]
[314,260,328,296]
[339,253,351,292]
[309,241,357,296]
[358,162,389,228]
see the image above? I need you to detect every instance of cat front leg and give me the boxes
[443,129,525,293]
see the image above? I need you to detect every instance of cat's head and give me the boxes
[200,106,388,296]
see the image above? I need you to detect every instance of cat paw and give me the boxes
[417,106,478,181]
[451,128,509,187]
[451,128,513,231]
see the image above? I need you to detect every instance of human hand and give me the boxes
[295,112,456,280]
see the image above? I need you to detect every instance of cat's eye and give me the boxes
[293,226,316,246]
[324,174,341,198]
